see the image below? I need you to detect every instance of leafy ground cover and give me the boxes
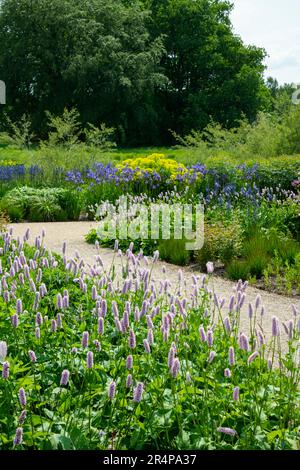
[0,228,300,450]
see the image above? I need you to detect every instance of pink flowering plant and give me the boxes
[0,229,300,450]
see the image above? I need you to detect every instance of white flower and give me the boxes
[206,261,214,274]
[0,341,8,362]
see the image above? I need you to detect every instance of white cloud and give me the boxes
[231,0,300,84]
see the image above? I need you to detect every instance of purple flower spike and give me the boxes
[60,369,70,386]
[239,333,250,351]
[112,301,119,318]
[101,300,107,317]
[18,388,27,407]
[229,347,235,366]
[35,312,43,326]
[233,386,239,402]
[86,351,94,369]
[0,341,7,361]
[143,339,151,353]
[108,381,116,400]
[207,329,213,347]
[217,427,237,437]
[56,293,63,310]
[18,410,27,424]
[16,299,23,314]
[147,329,154,344]
[146,315,154,329]
[62,295,69,309]
[2,361,9,379]
[11,313,19,328]
[126,355,133,370]
[199,325,206,342]
[128,329,136,349]
[98,318,104,335]
[92,285,97,301]
[229,295,235,311]
[51,319,57,332]
[28,350,37,363]
[224,368,231,378]
[13,427,23,446]
[35,327,40,340]
[57,313,62,328]
[224,317,231,333]
[82,331,89,348]
[248,351,259,364]
[126,374,133,388]
[255,295,261,309]
[208,351,216,363]
[133,382,144,403]
[168,346,175,369]
[248,303,254,319]
[171,358,180,378]
[271,316,280,337]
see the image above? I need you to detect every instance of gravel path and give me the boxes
[9,221,300,343]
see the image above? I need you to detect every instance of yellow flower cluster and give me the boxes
[0,160,18,166]
[117,153,188,180]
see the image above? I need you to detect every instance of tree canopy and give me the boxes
[0,0,270,145]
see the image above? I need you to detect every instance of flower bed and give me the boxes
[0,229,300,450]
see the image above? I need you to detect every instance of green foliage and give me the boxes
[44,108,81,148]
[147,0,269,138]
[176,103,300,159]
[0,0,165,146]
[0,0,269,146]
[196,217,243,267]
[84,123,117,150]
[0,187,81,222]
[158,238,191,266]
[226,259,250,281]
[0,114,35,149]
[227,227,300,290]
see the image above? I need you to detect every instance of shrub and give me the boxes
[44,108,81,148]
[226,259,250,281]
[117,153,190,181]
[196,218,243,267]
[84,123,117,150]
[0,186,81,222]
[0,114,35,149]
[158,238,191,266]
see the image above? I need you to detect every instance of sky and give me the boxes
[231,0,300,85]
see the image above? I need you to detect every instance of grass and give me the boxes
[1,144,300,169]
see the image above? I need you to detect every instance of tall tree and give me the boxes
[0,0,164,144]
[145,0,269,138]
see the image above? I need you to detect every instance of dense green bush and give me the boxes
[0,186,81,222]
[195,218,243,268]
